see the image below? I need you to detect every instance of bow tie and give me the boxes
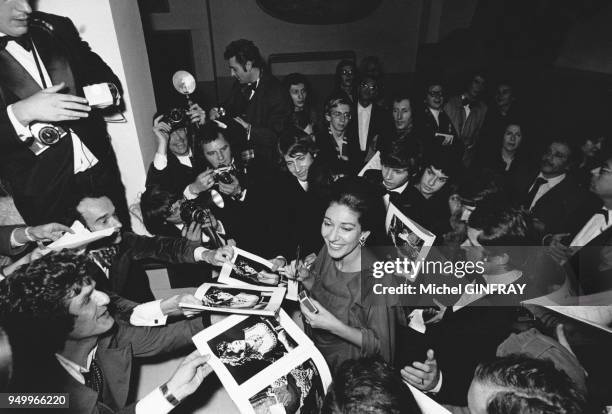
[0,35,32,52]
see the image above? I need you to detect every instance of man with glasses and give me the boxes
[318,96,360,176]
[545,143,612,293]
[348,75,394,168]
[414,80,462,159]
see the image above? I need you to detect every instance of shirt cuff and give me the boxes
[7,105,33,140]
[153,153,168,171]
[183,185,198,200]
[237,188,247,202]
[130,299,168,327]
[135,387,175,414]
[9,228,26,248]
[194,246,210,262]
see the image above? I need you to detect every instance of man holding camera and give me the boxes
[209,39,290,167]
[0,2,129,227]
[146,104,207,194]
[184,123,289,260]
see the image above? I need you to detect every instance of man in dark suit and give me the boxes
[347,75,394,168]
[145,112,207,195]
[209,39,290,166]
[73,194,233,303]
[184,123,288,262]
[363,139,417,215]
[443,73,488,167]
[0,4,129,227]
[515,140,597,237]
[413,81,463,160]
[0,251,213,413]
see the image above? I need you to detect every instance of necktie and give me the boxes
[0,35,32,52]
[83,359,104,401]
[88,246,119,270]
[525,177,548,208]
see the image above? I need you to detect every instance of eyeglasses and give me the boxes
[428,90,443,98]
[168,199,183,216]
[594,166,612,176]
[360,83,378,90]
[341,69,354,75]
[331,111,351,120]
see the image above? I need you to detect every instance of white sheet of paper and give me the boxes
[47,220,117,251]
[358,151,381,177]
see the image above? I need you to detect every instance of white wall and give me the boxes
[36,0,156,233]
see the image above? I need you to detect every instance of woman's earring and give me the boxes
[359,235,368,247]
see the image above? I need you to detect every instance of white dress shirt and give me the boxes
[55,348,174,414]
[357,103,372,152]
[428,108,440,127]
[529,173,566,210]
[571,208,612,247]
[2,33,98,173]
[153,150,193,170]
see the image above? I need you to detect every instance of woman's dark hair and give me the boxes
[278,126,318,159]
[283,73,312,107]
[140,186,182,236]
[473,355,586,414]
[328,177,387,245]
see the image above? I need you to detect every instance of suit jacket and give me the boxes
[223,70,291,165]
[316,129,362,176]
[91,232,201,303]
[347,102,394,166]
[396,296,519,406]
[0,224,27,256]
[567,216,612,294]
[514,173,598,236]
[0,12,124,225]
[443,95,488,150]
[145,152,205,195]
[57,318,205,414]
[413,106,464,160]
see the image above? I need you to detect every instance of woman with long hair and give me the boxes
[283,73,319,135]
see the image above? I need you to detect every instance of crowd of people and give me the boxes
[0,2,611,414]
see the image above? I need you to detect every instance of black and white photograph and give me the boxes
[248,359,326,414]
[218,248,279,288]
[3,1,612,413]
[183,283,286,316]
[207,315,297,385]
[386,203,436,264]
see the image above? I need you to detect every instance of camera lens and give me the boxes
[38,126,61,146]
[179,200,208,224]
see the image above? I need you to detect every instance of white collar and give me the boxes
[358,102,372,111]
[536,172,566,186]
[389,181,409,194]
[56,346,98,384]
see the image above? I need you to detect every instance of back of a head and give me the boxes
[472,355,586,414]
[322,357,421,414]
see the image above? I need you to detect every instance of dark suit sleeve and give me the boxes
[0,225,27,256]
[56,15,122,94]
[123,232,200,264]
[249,84,290,154]
[114,318,205,358]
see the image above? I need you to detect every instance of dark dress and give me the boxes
[308,247,396,373]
